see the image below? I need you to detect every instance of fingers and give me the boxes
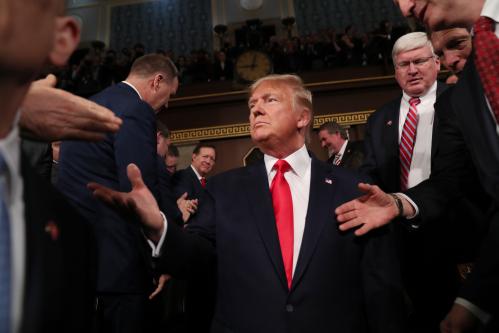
[336,210,358,223]
[335,200,356,215]
[338,218,364,232]
[149,274,171,300]
[126,164,145,189]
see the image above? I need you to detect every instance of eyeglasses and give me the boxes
[396,56,436,69]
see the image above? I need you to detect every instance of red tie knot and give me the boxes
[474,16,494,34]
[273,159,291,174]
[200,177,207,187]
[409,97,421,107]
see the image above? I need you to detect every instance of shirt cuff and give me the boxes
[455,298,492,325]
[394,192,419,229]
[146,211,168,257]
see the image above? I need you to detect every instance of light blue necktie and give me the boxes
[0,152,11,333]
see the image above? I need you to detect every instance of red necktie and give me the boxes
[400,97,420,191]
[270,160,294,289]
[473,16,499,124]
[200,177,207,188]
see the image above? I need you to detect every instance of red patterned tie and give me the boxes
[473,16,499,123]
[270,160,294,289]
[400,97,420,191]
[200,177,207,188]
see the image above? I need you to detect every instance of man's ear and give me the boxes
[297,107,312,130]
[49,16,80,66]
[153,74,164,91]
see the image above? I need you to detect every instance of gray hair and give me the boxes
[392,32,436,63]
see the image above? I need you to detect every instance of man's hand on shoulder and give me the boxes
[19,74,122,141]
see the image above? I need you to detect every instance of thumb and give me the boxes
[39,74,58,87]
[126,163,145,189]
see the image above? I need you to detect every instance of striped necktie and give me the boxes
[0,152,11,333]
[400,97,420,191]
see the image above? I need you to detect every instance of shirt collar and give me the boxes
[337,139,348,157]
[481,0,499,23]
[264,144,311,179]
[122,81,143,100]
[402,80,437,104]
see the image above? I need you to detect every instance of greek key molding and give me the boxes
[171,110,375,143]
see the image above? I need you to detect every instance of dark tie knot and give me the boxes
[409,97,421,107]
[474,16,494,34]
[273,159,291,174]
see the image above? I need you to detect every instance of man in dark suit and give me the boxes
[0,1,123,332]
[317,121,364,170]
[172,143,216,201]
[359,31,487,332]
[57,54,179,332]
[337,0,499,331]
[90,74,406,333]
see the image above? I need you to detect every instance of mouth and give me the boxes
[253,121,270,128]
[408,78,422,85]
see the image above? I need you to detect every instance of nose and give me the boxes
[407,61,418,74]
[444,53,460,72]
[250,99,265,118]
[397,0,415,17]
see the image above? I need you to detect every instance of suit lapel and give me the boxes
[292,158,334,290]
[244,161,288,290]
[431,82,449,159]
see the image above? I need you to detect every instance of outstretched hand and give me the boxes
[88,163,164,242]
[335,183,398,236]
[20,74,122,141]
[149,274,172,300]
[177,193,198,223]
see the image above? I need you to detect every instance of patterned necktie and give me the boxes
[332,153,342,166]
[200,177,207,188]
[0,152,11,333]
[270,160,294,290]
[400,97,420,191]
[473,16,499,124]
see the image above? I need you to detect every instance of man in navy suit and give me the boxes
[337,0,499,331]
[172,143,216,203]
[57,54,179,332]
[90,74,406,333]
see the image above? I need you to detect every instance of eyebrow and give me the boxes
[249,93,274,107]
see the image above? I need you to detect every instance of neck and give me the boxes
[0,80,30,139]
[259,137,304,159]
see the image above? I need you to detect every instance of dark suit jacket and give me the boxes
[57,82,158,294]
[171,166,204,200]
[359,81,489,324]
[20,152,95,333]
[159,157,405,333]
[327,140,364,170]
[405,60,498,317]
[157,156,183,226]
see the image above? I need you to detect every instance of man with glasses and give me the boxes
[360,31,457,332]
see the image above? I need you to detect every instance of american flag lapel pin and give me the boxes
[386,120,393,126]
[45,220,60,241]
[325,178,333,184]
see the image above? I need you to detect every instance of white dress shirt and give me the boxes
[264,144,311,275]
[398,81,437,189]
[335,140,349,164]
[0,122,25,333]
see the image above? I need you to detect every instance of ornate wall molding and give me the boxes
[171,110,374,143]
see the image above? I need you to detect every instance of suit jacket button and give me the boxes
[285,304,294,312]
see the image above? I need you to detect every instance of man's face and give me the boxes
[156,133,171,158]
[431,28,471,75]
[0,0,63,81]
[152,76,179,111]
[249,82,304,148]
[191,147,216,177]
[165,155,178,174]
[318,129,344,155]
[393,0,474,31]
[394,45,440,97]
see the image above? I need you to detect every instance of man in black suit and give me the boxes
[172,143,216,201]
[57,54,179,332]
[337,0,499,331]
[0,1,122,332]
[317,121,364,170]
[90,74,406,333]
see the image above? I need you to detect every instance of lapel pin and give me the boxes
[45,220,60,241]
[325,178,333,184]
[386,120,393,126]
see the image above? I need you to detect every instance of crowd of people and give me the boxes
[1,0,498,333]
[50,20,412,97]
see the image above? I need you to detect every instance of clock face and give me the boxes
[235,51,272,82]
[240,0,263,11]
